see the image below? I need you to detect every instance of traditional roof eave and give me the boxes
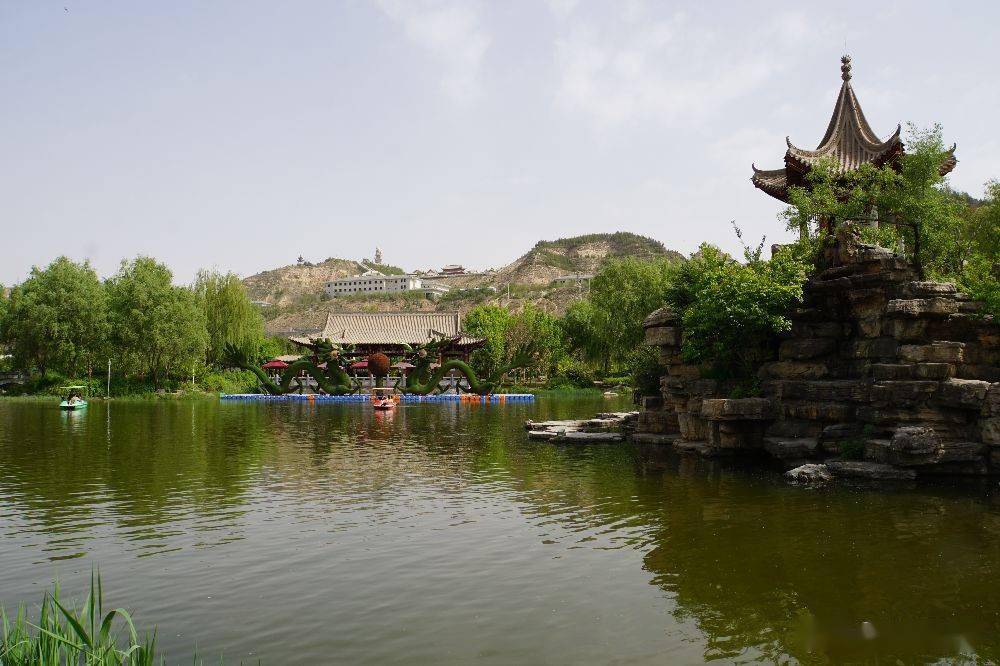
[750,55,957,203]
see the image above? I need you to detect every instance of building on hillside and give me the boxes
[290,312,484,360]
[751,55,956,207]
[440,265,467,275]
[324,270,451,300]
[551,273,594,285]
[325,270,423,297]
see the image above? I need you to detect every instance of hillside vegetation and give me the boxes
[496,232,683,285]
[243,258,366,307]
[244,232,684,333]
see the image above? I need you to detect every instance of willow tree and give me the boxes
[106,257,207,388]
[193,270,264,367]
[2,257,108,377]
[586,256,677,373]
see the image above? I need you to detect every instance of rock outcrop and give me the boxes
[638,227,999,479]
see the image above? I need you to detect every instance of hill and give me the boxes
[495,232,683,285]
[243,257,405,307]
[245,232,683,333]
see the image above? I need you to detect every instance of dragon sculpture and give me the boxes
[225,339,359,396]
[395,335,538,396]
[227,332,538,397]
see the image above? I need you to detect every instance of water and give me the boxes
[1,397,999,664]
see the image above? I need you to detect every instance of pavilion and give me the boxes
[751,55,957,204]
[289,312,484,361]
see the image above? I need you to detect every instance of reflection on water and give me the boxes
[0,398,998,663]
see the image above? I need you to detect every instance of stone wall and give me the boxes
[638,229,1000,478]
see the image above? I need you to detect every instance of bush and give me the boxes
[548,362,595,389]
[665,243,808,383]
[197,369,261,394]
[626,346,663,397]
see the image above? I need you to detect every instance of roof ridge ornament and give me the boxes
[841,54,852,81]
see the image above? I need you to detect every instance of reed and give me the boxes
[0,573,158,665]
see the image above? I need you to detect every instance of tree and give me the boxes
[781,123,998,315]
[505,304,567,377]
[957,180,1000,315]
[586,256,678,372]
[560,300,603,365]
[782,124,968,277]
[463,304,563,381]
[193,270,264,367]
[666,244,808,382]
[463,305,514,379]
[106,257,207,388]
[2,257,108,377]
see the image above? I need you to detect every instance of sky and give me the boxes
[1,0,998,285]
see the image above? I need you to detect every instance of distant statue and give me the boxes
[374,247,383,265]
[297,255,305,265]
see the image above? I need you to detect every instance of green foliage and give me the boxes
[626,346,663,397]
[538,250,576,271]
[587,256,678,370]
[464,304,564,380]
[464,305,514,379]
[436,286,494,305]
[106,257,208,389]
[0,573,158,665]
[666,243,809,381]
[838,438,866,461]
[547,362,596,389]
[954,180,1000,314]
[559,300,603,366]
[2,257,108,377]
[193,270,265,366]
[506,304,567,375]
[532,231,668,256]
[259,335,293,360]
[783,123,999,315]
[196,368,261,394]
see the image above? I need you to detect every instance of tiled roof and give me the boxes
[751,56,956,202]
[293,312,483,347]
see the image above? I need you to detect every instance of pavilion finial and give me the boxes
[840,54,852,81]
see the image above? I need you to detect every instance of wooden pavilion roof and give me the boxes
[751,56,956,202]
[290,312,484,349]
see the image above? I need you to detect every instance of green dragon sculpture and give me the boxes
[225,340,358,396]
[227,333,538,396]
[396,335,538,396]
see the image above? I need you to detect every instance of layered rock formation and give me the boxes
[638,228,999,478]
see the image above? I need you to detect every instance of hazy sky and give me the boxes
[2,1,997,284]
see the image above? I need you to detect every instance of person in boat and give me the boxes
[65,390,80,405]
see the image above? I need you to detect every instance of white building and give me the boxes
[325,271,424,297]
[552,273,594,285]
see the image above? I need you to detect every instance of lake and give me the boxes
[1,397,999,664]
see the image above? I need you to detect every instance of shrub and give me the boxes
[665,243,809,383]
[548,362,595,389]
[626,346,663,397]
[197,369,260,394]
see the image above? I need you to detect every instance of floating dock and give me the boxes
[220,393,535,403]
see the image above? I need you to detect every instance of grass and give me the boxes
[0,573,158,665]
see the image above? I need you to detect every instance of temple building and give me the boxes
[290,312,484,360]
[751,55,956,203]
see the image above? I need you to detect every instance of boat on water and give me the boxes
[370,387,398,411]
[59,385,89,411]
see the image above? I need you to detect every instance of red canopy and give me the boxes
[262,360,289,369]
[349,360,369,371]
